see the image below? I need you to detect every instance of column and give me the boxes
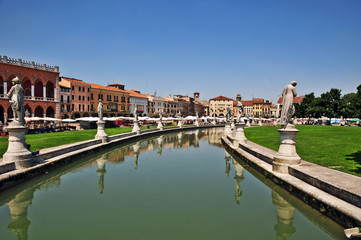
[43,86,46,100]
[54,87,56,100]
[31,85,35,100]
[4,81,7,95]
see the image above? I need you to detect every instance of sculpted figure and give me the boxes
[134,105,138,121]
[237,99,243,123]
[280,81,297,126]
[226,108,233,123]
[7,77,25,125]
[98,99,103,120]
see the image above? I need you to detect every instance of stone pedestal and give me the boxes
[231,121,235,130]
[224,122,232,136]
[132,120,141,134]
[258,120,263,126]
[234,123,246,147]
[157,120,163,130]
[3,122,33,169]
[194,119,200,127]
[246,120,251,127]
[95,120,108,142]
[177,119,183,128]
[273,125,301,173]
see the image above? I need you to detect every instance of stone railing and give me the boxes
[0,55,59,72]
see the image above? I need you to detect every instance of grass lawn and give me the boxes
[0,125,167,158]
[245,125,361,176]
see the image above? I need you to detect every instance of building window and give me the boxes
[79,104,81,111]
[121,106,125,111]
[78,95,81,101]
[79,87,81,91]
[91,104,94,111]
[88,88,90,92]
[61,95,63,102]
[88,96,90,101]
[67,96,70,102]
[98,94,103,100]
[114,96,118,102]
[82,104,85,111]
[72,95,74,100]
[107,95,111,101]
[87,105,90,111]
[91,93,93,100]
[72,86,74,91]
[83,96,85,101]
[82,87,85,92]
[72,104,74,111]
[121,96,125,102]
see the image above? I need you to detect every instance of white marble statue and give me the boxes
[280,81,297,126]
[236,99,243,123]
[98,99,103,120]
[226,108,233,123]
[7,77,25,125]
[134,105,138,121]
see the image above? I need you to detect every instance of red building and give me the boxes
[0,56,60,123]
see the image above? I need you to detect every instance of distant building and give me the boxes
[90,83,130,117]
[59,80,71,117]
[242,100,253,117]
[146,94,165,117]
[60,77,91,119]
[209,96,234,117]
[0,55,60,122]
[123,89,148,116]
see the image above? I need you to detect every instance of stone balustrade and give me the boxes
[0,55,59,73]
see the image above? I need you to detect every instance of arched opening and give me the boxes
[0,75,4,95]
[46,81,54,98]
[7,106,13,119]
[0,105,4,123]
[71,113,81,119]
[46,106,55,118]
[219,114,224,117]
[7,75,16,91]
[24,105,32,118]
[22,78,32,97]
[82,112,90,117]
[34,80,43,98]
[34,106,44,117]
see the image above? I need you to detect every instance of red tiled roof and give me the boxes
[90,83,128,93]
[278,97,304,103]
[252,98,264,104]
[210,95,234,101]
[123,89,148,99]
[241,100,253,106]
[61,77,91,86]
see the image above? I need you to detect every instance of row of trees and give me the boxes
[295,84,361,119]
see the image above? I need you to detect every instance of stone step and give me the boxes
[0,162,15,174]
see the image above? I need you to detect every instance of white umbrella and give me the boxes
[61,119,76,122]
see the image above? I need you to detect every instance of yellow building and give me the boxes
[209,96,234,117]
[90,83,130,117]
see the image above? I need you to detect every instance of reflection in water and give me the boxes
[96,154,107,194]
[7,188,34,240]
[133,142,140,169]
[157,135,164,156]
[225,150,231,177]
[233,159,244,204]
[0,127,342,240]
[272,191,296,240]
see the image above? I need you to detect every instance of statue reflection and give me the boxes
[272,191,296,240]
[133,142,140,169]
[96,154,108,194]
[233,159,244,204]
[177,132,183,148]
[224,149,231,177]
[7,188,35,240]
[157,135,164,156]
[194,129,200,147]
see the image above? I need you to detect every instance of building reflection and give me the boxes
[272,191,296,240]
[233,159,244,204]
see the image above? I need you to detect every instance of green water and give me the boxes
[0,128,346,240]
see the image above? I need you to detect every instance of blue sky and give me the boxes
[0,0,360,102]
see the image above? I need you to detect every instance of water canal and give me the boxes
[0,128,346,239]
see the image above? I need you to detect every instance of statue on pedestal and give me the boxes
[98,99,103,121]
[7,77,25,125]
[280,81,297,127]
[236,97,243,123]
